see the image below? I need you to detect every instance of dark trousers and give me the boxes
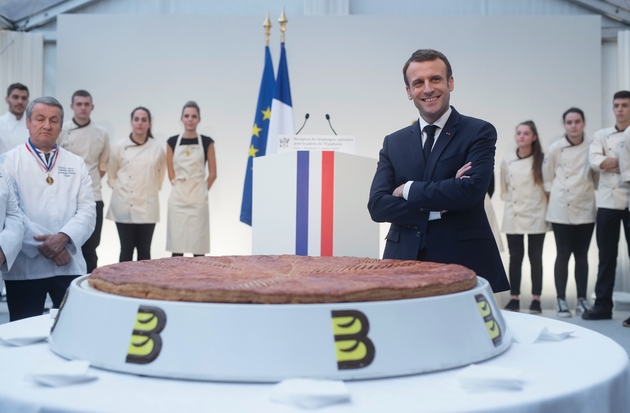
[593,208,630,310]
[115,223,156,262]
[82,200,104,274]
[552,223,594,299]
[5,276,78,322]
[506,233,546,296]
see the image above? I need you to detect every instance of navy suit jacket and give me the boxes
[368,107,509,292]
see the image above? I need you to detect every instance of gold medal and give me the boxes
[185,150,190,156]
[46,175,54,185]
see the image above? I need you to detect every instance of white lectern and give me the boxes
[252,150,379,258]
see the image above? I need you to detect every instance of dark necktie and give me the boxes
[423,125,438,162]
[44,152,50,163]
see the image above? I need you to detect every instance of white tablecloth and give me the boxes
[0,311,627,413]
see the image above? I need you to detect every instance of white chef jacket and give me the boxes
[107,136,165,223]
[1,143,96,280]
[589,127,629,210]
[0,164,25,272]
[543,136,597,224]
[617,128,630,185]
[0,112,28,154]
[58,119,110,202]
[500,151,549,234]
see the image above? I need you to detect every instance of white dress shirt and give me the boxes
[403,107,452,220]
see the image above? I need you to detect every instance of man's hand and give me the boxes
[52,248,71,267]
[0,247,6,267]
[456,162,472,179]
[34,233,71,259]
[392,183,406,198]
[600,157,620,174]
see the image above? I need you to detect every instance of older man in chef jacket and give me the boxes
[1,96,96,322]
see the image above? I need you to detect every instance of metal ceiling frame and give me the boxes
[12,0,99,31]
[566,0,630,24]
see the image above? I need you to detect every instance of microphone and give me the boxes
[296,113,310,135]
[325,114,337,135]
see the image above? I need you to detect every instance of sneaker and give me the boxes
[575,298,591,316]
[529,299,542,314]
[623,317,630,327]
[581,307,612,320]
[556,298,571,318]
[504,299,520,312]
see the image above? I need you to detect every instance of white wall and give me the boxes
[56,14,601,308]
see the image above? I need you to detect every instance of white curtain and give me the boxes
[619,30,630,91]
[0,30,43,113]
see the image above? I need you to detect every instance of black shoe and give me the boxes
[504,299,520,312]
[623,317,630,327]
[529,299,542,314]
[581,308,612,320]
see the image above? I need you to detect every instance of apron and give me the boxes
[166,134,210,254]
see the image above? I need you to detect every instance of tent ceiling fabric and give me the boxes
[0,0,66,22]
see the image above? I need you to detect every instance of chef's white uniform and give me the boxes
[107,136,165,223]
[0,112,28,154]
[1,143,96,280]
[166,134,209,254]
[0,163,25,272]
[500,152,549,234]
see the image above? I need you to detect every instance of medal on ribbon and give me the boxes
[26,141,58,185]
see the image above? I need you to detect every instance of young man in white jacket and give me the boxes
[2,97,96,321]
[583,91,630,321]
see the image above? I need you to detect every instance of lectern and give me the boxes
[252,150,379,258]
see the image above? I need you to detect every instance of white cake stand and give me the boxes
[48,275,511,382]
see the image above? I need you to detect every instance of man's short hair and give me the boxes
[403,49,453,87]
[6,83,29,97]
[71,90,92,103]
[613,91,630,101]
[25,97,64,123]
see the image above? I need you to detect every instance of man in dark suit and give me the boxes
[368,49,509,292]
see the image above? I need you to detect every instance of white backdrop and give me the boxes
[56,14,601,308]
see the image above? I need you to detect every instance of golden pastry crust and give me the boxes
[88,255,477,303]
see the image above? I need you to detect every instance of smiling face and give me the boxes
[563,112,585,140]
[71,95,94,124]
[131,108,151,137]
[515,124,536,150]
[181,107,200,133]
[26,103,62,152]
[405,59,454,124]
[6,88,29,119]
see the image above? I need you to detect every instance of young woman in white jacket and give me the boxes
[543,108,596,317]
[106,107,165,262]
[501,120,549,314]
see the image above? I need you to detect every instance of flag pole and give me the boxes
[278,7,288,43]
[264,11,272,46]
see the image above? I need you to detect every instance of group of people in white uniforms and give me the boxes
[500,91,630,327]
[106,101,216,261]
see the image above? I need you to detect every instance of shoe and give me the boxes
[581,307,612,320]
[575,298,591,316]
[504,299,520,312]
[556,298,571,318]
[529,299,542,314]
[623,317,630,327]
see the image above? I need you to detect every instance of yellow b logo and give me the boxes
[331,310,375,370]
[475,294,502,347]
[126,306,167,364]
